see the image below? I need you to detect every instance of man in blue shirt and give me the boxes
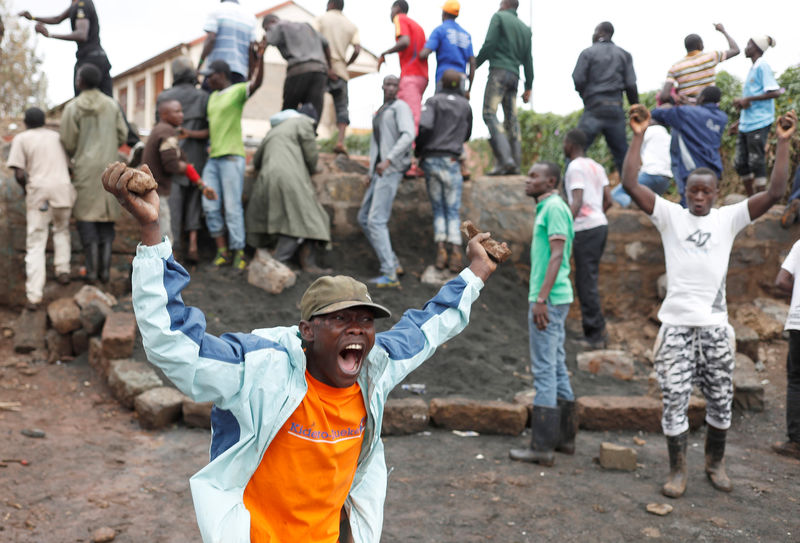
[652,85,728,207]
[198,0,259,89]
[733,35,781,196]
[420,1,475,97]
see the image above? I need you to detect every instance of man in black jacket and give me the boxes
[417,69,473,272]
[572,21,638,174]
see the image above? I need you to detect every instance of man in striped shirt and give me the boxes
[658,23,739,105]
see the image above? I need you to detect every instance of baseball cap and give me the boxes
[199,59,232,79]
[442,0,460,16]
[300,275,392,321]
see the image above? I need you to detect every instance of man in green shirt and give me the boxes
[475,0,533,176]
[510,161,576,467]
[200,53,264,270]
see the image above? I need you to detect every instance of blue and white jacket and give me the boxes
[131,240,485,543]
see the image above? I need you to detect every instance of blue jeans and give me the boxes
[482,68,521,168]
[421,156,464,244]
[577,105,628,174]
[358,170,403,278]
[612,172,672,207]
[529,301,574,407]
[789,167,800,201]
[202,155,246,251]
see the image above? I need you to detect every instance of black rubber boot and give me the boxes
[555,398,577,455]
[705,425,732,492]
[84,243,99,282]
[509,405,561,466]
[98,242,113,284]
[662,431,688,498]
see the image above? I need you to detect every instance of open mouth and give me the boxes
[338,343,365,375]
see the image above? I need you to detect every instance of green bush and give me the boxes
[317,133,371,156]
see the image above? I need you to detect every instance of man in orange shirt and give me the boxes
[103,160,501,542]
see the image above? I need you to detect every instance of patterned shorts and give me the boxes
[653,325,735,436]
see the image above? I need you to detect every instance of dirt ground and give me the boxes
[1,233,799,542]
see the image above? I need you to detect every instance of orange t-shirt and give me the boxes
[243,371,367,542]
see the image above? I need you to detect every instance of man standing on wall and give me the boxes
[198,0,259,88]
[419,1,475,96]
[314,0,362,155]
[475,0,533,176]
[572,21,638,175]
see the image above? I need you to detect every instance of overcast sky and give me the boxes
[11,0,800,137]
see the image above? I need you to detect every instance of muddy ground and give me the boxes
[1,232,798,542]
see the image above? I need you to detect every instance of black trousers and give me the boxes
[577,105,628,174]
[787,331,800,443]
[76,221,115,246]
[573,224,607,342]
[283,71,327,122]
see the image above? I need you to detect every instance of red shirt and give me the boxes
[393,13,428,79]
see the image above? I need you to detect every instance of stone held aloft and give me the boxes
[460,220,512,263]
[125,167,158,195]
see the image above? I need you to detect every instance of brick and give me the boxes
[730,319,759,362]
[182,399,213,429]
[72,329,90,355]
[47,297,82,334]
[733,353,765,412]
[599,442,638,471]
[576,350,635,381]
[80,300,112,336]
[45,328,73,363]
[382,398,429,436]
[135,387,186,430]
[247,249,297,294]
[102,312,137,360]
[512,389,536,426]
[73,284,117,310]
[108,359,163,409]
[88,336,109,378]
[13,307,47,354]
[429,397,527,436]
[577,395,706,433]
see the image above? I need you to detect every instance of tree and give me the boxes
[0,0,47,121]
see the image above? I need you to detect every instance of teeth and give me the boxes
[344,344,363,351]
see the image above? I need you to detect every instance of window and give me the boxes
[118,87,128,116]
[153,69,164,98]
[135,78,146,111]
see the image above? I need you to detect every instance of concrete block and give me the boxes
[382,398,429,436]
[80,300,112,336]
[108,359,163,409]
[247,249,296,294]
[101,312,137,360]
[512,389,536,425]
[731,319,759,362]
[599,442,638,471]
[733,353,765,412]
[47,297,82,334]
[577,350,635,381]
[577,395,706,433]
[13,308,47,353]
[182,399,213,429]
[135,387,186,430]
[429,397,527,436]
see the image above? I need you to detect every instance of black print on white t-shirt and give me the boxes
[686,229,711,248]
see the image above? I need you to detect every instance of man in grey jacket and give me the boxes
[358,75,415,288]
[417,69,473,273]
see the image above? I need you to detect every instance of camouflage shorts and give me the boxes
[653,324,735,436]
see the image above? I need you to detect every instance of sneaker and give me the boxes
[213,248,231,267]
[781,199,800,229]
[127,141,145,168]
[56,273,70,285]
[369,275,400,288]
[232,250,247,270]
[771,440,800,460]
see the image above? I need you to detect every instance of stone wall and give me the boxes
[2,152,797,313]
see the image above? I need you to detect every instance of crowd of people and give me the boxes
[5,1,800,542]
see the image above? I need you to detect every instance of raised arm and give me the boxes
[714,23,740,60]
[248,41,266,96]
[35,17,88,43]
[622,105,657,215]
[198,32,216,70]
[18,7,70,25]
[748,110,797,220]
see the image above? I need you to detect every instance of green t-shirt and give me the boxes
[529,193,574,305]
[207,82,248,158]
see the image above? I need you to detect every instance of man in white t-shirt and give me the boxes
[611,119,672,207]
[564,129,612,348]
[622,104,796,499]
[7,108,76,311]
[773,243,800,460]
